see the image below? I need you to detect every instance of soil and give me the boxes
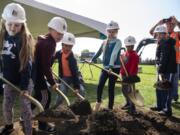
[0,106,180,135]
[69,99,92,115]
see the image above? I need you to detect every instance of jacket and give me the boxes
[155,37,177,74]
[92,38,121,69]
[34,34,56,89]
[1,32,32,90]
[54,50,80,89]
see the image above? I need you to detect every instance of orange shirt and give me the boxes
[62,52,72,77]
[170,32,180,64]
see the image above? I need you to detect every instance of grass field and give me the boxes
[0,64,180,126]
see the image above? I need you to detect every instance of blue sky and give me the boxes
[38,0,180,59]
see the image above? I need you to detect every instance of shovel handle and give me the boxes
[55,87,71,106]
[53,72,85,100]
[84,60,120,79]
[0,76,44,113]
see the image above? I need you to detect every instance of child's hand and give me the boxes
[20,91,29,96]
[51,83,58,91]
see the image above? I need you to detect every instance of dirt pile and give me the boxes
[69,99,92,115]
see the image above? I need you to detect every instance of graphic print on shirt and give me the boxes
[1,40,16,59]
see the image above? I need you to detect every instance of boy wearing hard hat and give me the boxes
[120,36,139,114]
[33,17,67,133]
[151,25,176,117]
[54,32,85,107]
[150,16,180,103]
[91,21,122,111]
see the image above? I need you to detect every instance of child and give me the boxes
[0,3,34,135]
[120,36,139,114]
[33,17,67,133]
[91,21,122,111]
[151,25,176,116]
[54,32,85,107]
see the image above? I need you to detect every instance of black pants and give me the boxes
[32,88,51,129]
[97,68,119,109]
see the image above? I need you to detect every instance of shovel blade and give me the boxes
[128,90,144,107]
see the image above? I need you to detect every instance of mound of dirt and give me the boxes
[33,106,77,122]
[69,99,92,116]
[86,108,118,135]
[1,106,180,135]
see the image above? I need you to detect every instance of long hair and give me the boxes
[0,19,35,71]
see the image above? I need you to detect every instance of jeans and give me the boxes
[122,83,135,112]
[172,64,179,100]
[55,77,85,106]
[156,73,175,114]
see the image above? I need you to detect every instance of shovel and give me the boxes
[84,60,144,107]
[0,75,44,113]
[52,72,92,115]
[119,56,144,107]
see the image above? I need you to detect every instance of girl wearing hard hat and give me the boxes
[151,25,176,117]
[91,21,122,111]
[120,36,139,114]
[0,3,34,135]
[53,32,85,107]
[32,17,67,133]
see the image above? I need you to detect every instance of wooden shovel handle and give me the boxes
[0,76,44,113]
[84,60,121,79]
[55,87,71,106]
[52,72,85,100]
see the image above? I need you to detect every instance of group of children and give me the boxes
[0,3,83,135]
[0,2,180,135]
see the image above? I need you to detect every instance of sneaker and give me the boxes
[94,102,101,111]
[121,104,130,110]
[0,124,14,135]
[158,110,172,117]
[38,124,56,134]
[150,107,161,112]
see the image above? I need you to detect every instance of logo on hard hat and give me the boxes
[128,39,131,42]
[12,10,18,16]
[68,37,72,41]
[63,25,66,30]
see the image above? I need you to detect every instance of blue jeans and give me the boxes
[96,68,119,109]
[122,83,135,112]
[172,64,179,100]
[156,73,175,114]
[55,77,85,106]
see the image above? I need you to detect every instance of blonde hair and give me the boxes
[0,19,35,71]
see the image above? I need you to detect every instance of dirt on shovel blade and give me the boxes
[33,106,76,122]
[69,99,92,115]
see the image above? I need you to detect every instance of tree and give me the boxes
[81,49,90,53]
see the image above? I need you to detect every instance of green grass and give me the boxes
[0,64,180,126]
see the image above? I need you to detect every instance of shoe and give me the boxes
[38,124,56,134]
[158,110,172,117]
[94,102,101,111]
[0,124,14,135]
[150,107,161,112]
[121,104,130,110]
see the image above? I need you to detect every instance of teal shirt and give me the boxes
[92,38,122,68]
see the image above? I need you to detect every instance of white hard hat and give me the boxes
[124,36,136,46]
[62,32,75,46]
[174,26,180,32]
[2,3,26,23]
[154,25,167,33]
[106,20,119,30]
[48,17,67,34]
